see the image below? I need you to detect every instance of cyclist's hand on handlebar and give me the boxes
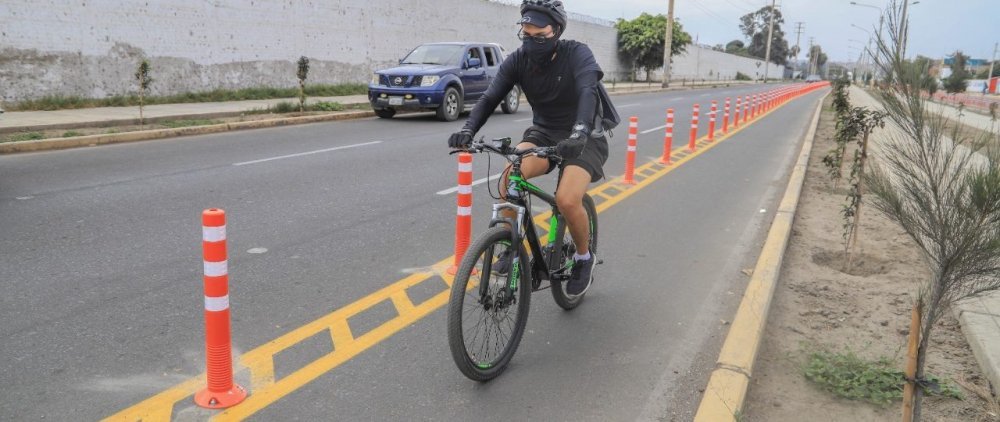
[556,132,586,159]
[448,129,475,149]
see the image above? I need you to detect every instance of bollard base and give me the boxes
[195,384,247,409]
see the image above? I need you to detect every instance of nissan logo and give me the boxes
[394,77,403,85]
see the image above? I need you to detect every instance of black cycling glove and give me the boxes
[556,123,590,158]
[448,129,475,149]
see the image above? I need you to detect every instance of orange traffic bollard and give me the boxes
[448,153,473,275]
[195,208,247,409]
[708,101,717,141]
[734,96,741,128]
[723,97,730,134]
[689,104,699,151]
[660,109,674,164]
[751,94,758,119]
[743,95,750,124]
[623,116,638,184]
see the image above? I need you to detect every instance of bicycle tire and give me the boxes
[550,194,599,310]
[446,226,532,381]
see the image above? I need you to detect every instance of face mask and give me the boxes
[523,36,559,66]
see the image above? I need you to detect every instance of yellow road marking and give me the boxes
[104,88,819,421]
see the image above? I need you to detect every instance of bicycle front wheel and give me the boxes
[446,226,532,381]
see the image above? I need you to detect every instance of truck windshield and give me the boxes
[400,45,464,66]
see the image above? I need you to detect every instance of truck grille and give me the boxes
[383,75,421,87]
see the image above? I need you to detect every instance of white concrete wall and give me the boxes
[0,0,623,102]
[626,45,787,82]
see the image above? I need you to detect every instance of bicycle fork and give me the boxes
[482,203,526,307]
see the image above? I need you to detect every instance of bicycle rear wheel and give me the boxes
[446,226,531,381]
[550,194,598,310]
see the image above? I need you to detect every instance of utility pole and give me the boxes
[794,22,804,78]
[661,0,675,87]
[808,37,816,76]
[988,42,998,84]
[899,0,910,60]
[763,0,777,83]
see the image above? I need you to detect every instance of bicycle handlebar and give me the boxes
[451,138,562,165]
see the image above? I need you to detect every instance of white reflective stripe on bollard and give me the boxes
[457,206,472,216]
[204,260,228,277]
[202,226,226,242]
[204,295,230,312]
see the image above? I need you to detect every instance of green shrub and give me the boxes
[161,119,223,128]
[62,131,84,137]
[271,102,297,113]
[8,84,368,111]
[310,101,344,112]
[735,71,752,81]
[803,347,961,406]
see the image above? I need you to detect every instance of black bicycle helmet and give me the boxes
[520,0,568,33]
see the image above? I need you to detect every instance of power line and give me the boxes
[721,0,753,14]
[688,1,739,30]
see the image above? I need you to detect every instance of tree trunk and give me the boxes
[901,298,922,421]
[138,89,145,127]
[298,80,306,112]
[847,129,871,271]
[912,299,938,421]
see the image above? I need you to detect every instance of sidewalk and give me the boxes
[0,80,756,134]
[0,95,371,133]
[925,99,999,133]
[851,85,1000,394]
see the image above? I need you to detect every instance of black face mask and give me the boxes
[523,36,559,66]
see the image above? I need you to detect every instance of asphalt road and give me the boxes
[0,84,826,421]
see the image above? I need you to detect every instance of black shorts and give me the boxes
[522,125,609,183]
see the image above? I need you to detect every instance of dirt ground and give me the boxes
[742,96,998,421]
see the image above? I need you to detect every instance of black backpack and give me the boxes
[596,82,620,132]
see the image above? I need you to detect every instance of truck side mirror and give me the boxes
[467,58,482,69]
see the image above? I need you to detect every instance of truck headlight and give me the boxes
[371,73,380,85]
[420,75,440,87]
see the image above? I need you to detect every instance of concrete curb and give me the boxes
[693,90,829,422]
[954,292,1000,393]
[605,80,758,97]
[0,110,375,154]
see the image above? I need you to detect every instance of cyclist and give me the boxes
[448,0,615,296]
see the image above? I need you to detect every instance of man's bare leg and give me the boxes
[555,165,591,255]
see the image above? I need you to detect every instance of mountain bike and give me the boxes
[446,137,599,381]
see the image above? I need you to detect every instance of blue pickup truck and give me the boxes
[368,42,520,121]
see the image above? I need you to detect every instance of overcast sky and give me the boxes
[565,0,998,63]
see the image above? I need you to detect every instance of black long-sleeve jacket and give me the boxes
[463,40,604,134]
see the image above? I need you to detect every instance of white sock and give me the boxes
[573,251,591,261]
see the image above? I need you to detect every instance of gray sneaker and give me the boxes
[566,254,596,295]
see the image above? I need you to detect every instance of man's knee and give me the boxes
[555,189,583,212]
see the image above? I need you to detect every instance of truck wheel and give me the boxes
[437,87,462,121]
[375,108,396,119]
[501,86,520,114]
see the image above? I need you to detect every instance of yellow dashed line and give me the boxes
[103,89,814,421]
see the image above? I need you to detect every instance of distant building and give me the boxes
[942,56,991,74]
